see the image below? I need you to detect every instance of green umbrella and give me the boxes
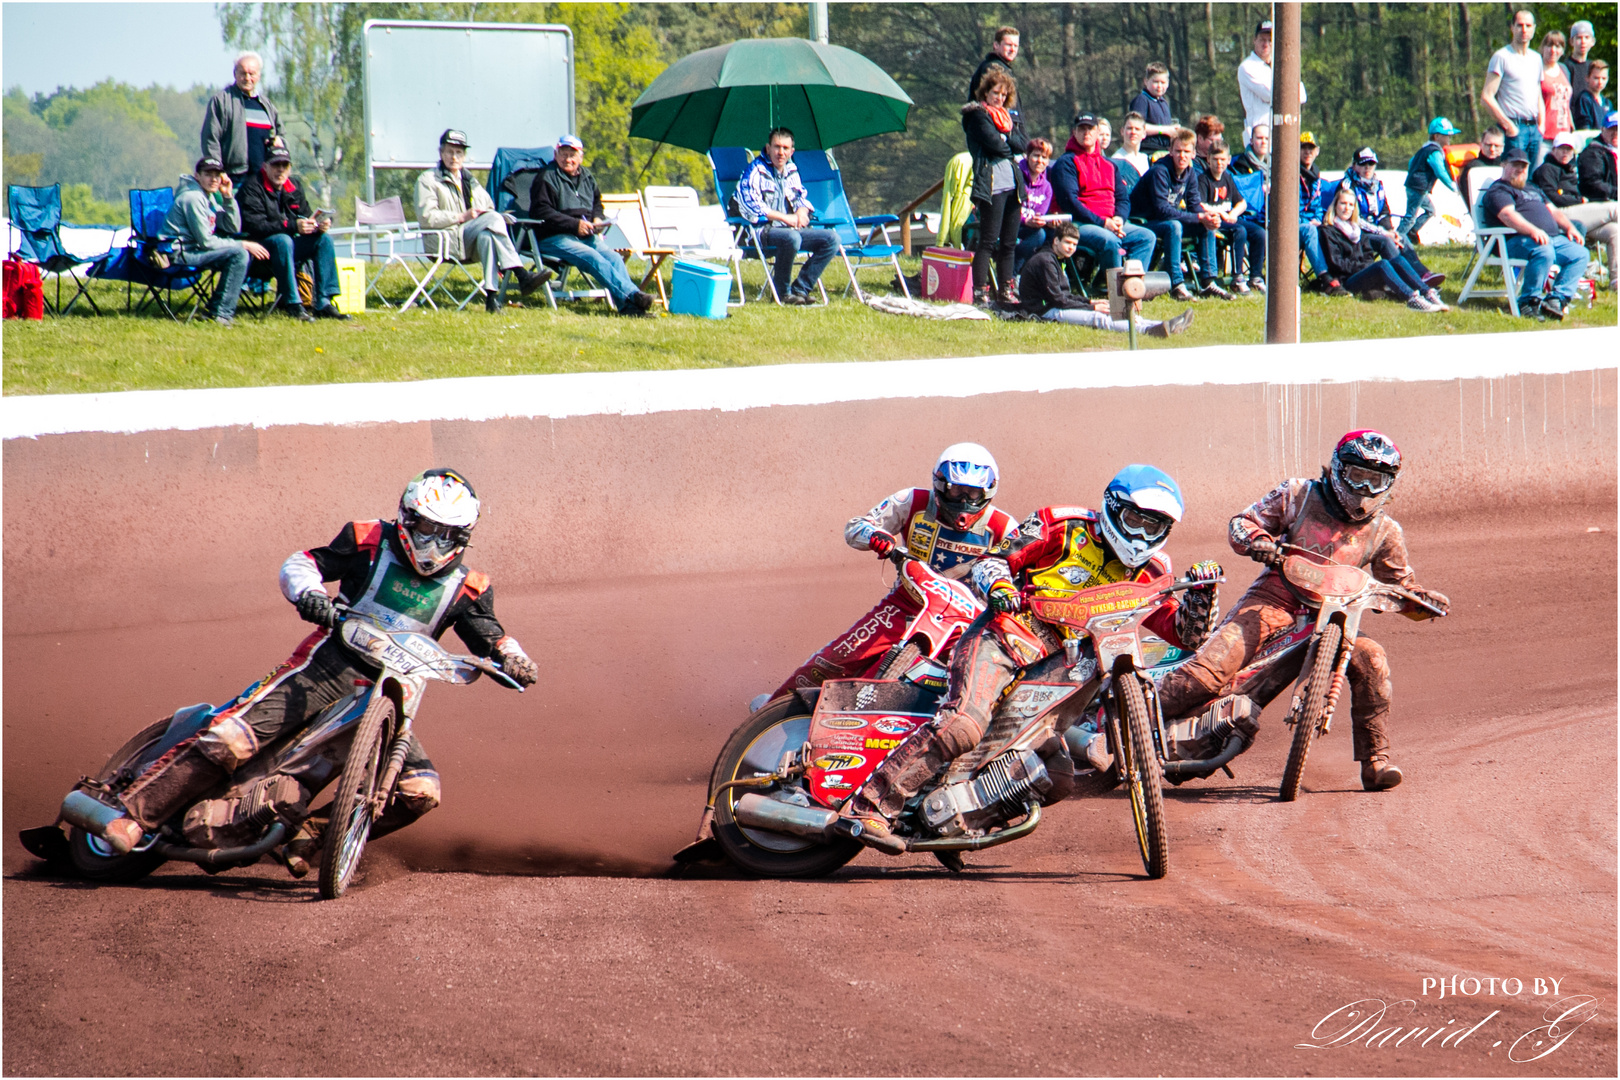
[630,37,913,152]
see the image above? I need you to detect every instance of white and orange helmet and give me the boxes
[397,468,480,576]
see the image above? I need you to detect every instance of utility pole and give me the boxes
[1266,3,1302,344]
[809,1,828,44]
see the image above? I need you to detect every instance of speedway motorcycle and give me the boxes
[21,608,522,900]
[681,552,1214,880]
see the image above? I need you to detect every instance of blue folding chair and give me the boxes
[793,150,908,300]
[114,187,209,320]
[491,145,613,309]
[6,183,103,315]
[708,147,829,305]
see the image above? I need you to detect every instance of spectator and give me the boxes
[1014,138,1063,274]
[163,156,269,326]
[1128,127,1226,300]
[962,69,1029,306]
[1482,148,1590,318]
[1298,131,1342,293]
[1096,118,1113,154]
[200,51,283,188]
[1460,125,1508,207]
[1112,112,1151,182]
[1335,147,1445,293]
[1540,31,1576,156]
[1130,62,1178,155]
[1577,111,1617,203]
[1562,21,1597,99]
[527,133,654,314]
[1398,117,1462,243]
[1482,10,1546,164]
[236,135,347,321]
[968,26,1019,111]
[1194,115,1225,172]
[421,130,552,314]
[735,126,838,305]
[1574,62,1612,132]
[1015,226,1194,338]
[1049,112,1156,281]
[1237,21,1307,148]
[1230,123,1272,181]
[1319,184,1447,312]
[1197,137,1266,295]
[1536,131,1619,287]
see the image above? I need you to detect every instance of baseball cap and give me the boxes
[264,135,292,164]
[1256,20,1273,35]
[195,156,226,174]
[556,133,584,150]
[1071,112,1100,128]
[1553,132,1579,150]
[438,128,470,148]
[1606,110,1618,130]
[1428,116,1462,136]
[1299,130,1319,147]
[1501,147,1531,165]
[1354,147,1379,165]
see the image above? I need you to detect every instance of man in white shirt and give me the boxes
[1237,21,1307,147]
[1482,9,1547,165]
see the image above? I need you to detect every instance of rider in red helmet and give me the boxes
[1157,431,1450,791]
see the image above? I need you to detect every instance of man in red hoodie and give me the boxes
[1046,113,1157,274]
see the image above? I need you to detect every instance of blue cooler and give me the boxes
[669,259,731,319]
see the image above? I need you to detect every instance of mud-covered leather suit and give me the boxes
[1157,476,1438,762]
[846,506,1219,821]
[115,519,528,843]
[771,488,1019,698]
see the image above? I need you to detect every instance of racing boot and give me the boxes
[1360,755,1404,791]
[96,745,228,854]
[282,812,328,878]
[837,724,957,855]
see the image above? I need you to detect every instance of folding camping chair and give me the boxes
[119,186,209,320]
[792,150,908,301]
[490,146,614,310]
[345,196,483,312]
[602,192,676,307]
[6,183,104,314]
[708,147,828,305]
[643,186,746,306]
[1456,166,1534,315]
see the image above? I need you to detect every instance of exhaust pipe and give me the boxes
[60,790,127,836]
[1161,732,1250,778]
[733,792,843,840]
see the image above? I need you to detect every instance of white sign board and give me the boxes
[363,20,574,191]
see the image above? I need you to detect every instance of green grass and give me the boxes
[2,246,1613,396]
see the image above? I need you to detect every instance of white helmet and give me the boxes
[932,442,999,529]
[397,469,480,576]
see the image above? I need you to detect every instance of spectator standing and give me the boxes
[1398,117,1462,243]
[1016,229,1194,338]
[1540,31,1576,155]
[1482,147,1590,318]
[237,135,347,320]
[1048,113,1156,280]
[1197,138,1266,294]
[1129,62,1178,155]
[200,52,282,187]
[1482,10,1547,163]
[1237,21,1307,148]
[528,133,654,313]
[1112,112,1151,182]
[1230,124,1272,182]
[968,26,1019,113]
[422,130,551,314]
[1535,131,1619,286]
[1014,138,1062,274]
[163,156,270,326]
[1128,127,1226,300]
[1298,131,1341,292]
[1319,185,1446,312]
[1460,125,1508,206]
[962,69,1029,306]
[1574,62,1612,131]
[735,126,838,306]
[1562,21,1597,99]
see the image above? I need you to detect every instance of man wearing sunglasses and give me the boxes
[1157,431,1450,792]
[84,469,539,866]
[839,464,1225,854]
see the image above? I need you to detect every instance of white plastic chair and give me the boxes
[1456,167,1532,315]
[344,196,482,313]
[643,186,746,306]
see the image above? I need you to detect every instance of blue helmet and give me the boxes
[1099,464,1185,568]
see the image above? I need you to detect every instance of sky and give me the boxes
[2,2,246,96]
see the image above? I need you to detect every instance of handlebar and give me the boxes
[332,601,526,689]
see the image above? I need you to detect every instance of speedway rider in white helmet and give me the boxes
[85,469,538,866]
[757,443,1019,708]
[1157,431,1450,791]
[839,465,1224,852]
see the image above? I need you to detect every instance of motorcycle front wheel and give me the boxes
[318,695,391,900]
[1279,624,1342,803]
[68,718,173,883]
[1117,672,1169,879]
[709,698,861,879]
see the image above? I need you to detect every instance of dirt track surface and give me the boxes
[6,500,1616,1076]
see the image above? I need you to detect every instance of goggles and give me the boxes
[1117,503,1172,541]
[402,509,471,548]
[940,483,990,505]
[1341,463,1395,494]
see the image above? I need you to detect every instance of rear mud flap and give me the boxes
[18,825,71,865]
[670,837,724,867]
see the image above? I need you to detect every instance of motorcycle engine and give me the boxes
[920,749,1052,837]
[1163,694,1261,762]
[182,774,309,848]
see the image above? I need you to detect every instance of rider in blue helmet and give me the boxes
[838,464,1224,854]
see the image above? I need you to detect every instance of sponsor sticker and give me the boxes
[871,717,912,735]
[813,752,866,771]
[821,715,866,730]
[864,737,902,751]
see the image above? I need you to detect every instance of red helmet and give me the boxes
[1328,430,1401,521]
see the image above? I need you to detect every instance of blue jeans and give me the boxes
[1073,222,1157,273]
[1219,220,1267,278]
[1140,218,1215,286]
[185,244,250,320]
[1504,234,1590,305]
[1342,254,1425,299]
[1366,232,1432,282]
[759,226,838,297]
[1300,222,1328,278]
[1397,190,1434,242]
[1015,226,1047,274]
[1504,124,1543,169]
[262,231,339,310]
[532,232,640,304]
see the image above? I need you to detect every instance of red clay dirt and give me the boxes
[4,372,1615,1075]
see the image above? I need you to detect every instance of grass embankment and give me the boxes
[2,246,1613,396]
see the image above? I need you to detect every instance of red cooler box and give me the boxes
[921,246,973,302]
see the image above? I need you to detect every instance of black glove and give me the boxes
[988,584,1023,614]
[501,651,539,688]
[1247,535,1285,568]
[867,531,896,558]
[296,591,338,628]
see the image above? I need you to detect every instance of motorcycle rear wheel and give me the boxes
[67,718,174,883]
[710,699,860,878]
[318,695,391,900]
[1117,673,1169,879]
[1279,624,1341,803]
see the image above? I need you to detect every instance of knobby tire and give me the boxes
[1279,623,1342,803]
[318,695,391,900]
[1118,672,1169,879]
